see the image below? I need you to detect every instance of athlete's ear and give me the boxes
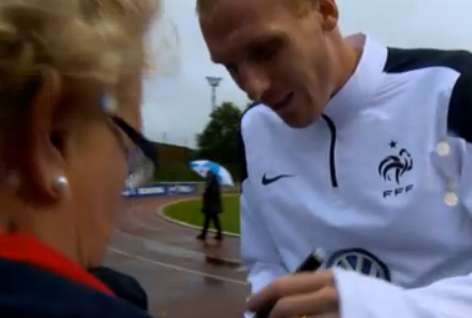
[313,0,339,32]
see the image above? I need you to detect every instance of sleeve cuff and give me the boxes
[334,268,406,318]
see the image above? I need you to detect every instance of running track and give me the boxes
[104,196,249,317]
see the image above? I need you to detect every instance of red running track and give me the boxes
[104,196,249,318]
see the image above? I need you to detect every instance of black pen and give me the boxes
[254,250,325,318]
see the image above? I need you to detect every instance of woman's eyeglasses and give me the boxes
[99,94,158,188]
[110,115,159,188]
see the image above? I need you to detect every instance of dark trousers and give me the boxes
[200,214,222,237]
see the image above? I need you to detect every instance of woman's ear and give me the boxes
[18,68,69,205]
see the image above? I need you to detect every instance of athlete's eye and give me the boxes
[252,45,278,62]
[249,37,283,63]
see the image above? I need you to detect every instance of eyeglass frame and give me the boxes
[109,115,159,186]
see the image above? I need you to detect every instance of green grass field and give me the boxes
[164,195,241,234]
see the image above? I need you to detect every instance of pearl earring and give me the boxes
[53,176,69,194]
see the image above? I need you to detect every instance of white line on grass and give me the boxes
[157,195,241,238]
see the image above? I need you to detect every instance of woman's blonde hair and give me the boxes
[0,0,159,102]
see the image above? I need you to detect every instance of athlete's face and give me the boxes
[200,0,340,127]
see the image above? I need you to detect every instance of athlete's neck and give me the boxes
[332,33,364,97]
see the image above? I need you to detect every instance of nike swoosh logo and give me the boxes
[262,174,295,186]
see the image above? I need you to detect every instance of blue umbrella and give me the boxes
[189,160,235,186]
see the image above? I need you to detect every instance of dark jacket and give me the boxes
[0,259,153,318]
[89,266,149,311]
[202,172,222,215]
[0,234,153,318]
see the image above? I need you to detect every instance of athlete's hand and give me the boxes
[247,271,339,318]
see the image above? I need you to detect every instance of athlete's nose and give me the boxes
[239,63,270,102]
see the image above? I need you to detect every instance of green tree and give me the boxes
[196,102,242,179]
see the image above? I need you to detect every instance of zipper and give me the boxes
[321,115,339,188]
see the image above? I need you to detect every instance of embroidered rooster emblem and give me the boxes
[378,147,413,185]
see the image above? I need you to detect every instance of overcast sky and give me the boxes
[141,0,472,148]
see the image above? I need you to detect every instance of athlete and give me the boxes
[197,0,472,317]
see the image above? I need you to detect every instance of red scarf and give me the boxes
[0,233,113,296]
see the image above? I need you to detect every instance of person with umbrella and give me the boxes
[197,170,224,241]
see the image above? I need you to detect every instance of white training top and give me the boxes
[240,35,472,318]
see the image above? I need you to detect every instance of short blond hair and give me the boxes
[197,0,311,16]
[0,0,159,103]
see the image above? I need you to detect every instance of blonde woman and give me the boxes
[0,1,159,317]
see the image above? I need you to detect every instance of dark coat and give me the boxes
[202,172,222,215]
[89,266,148,311]
[0,259,153,318]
